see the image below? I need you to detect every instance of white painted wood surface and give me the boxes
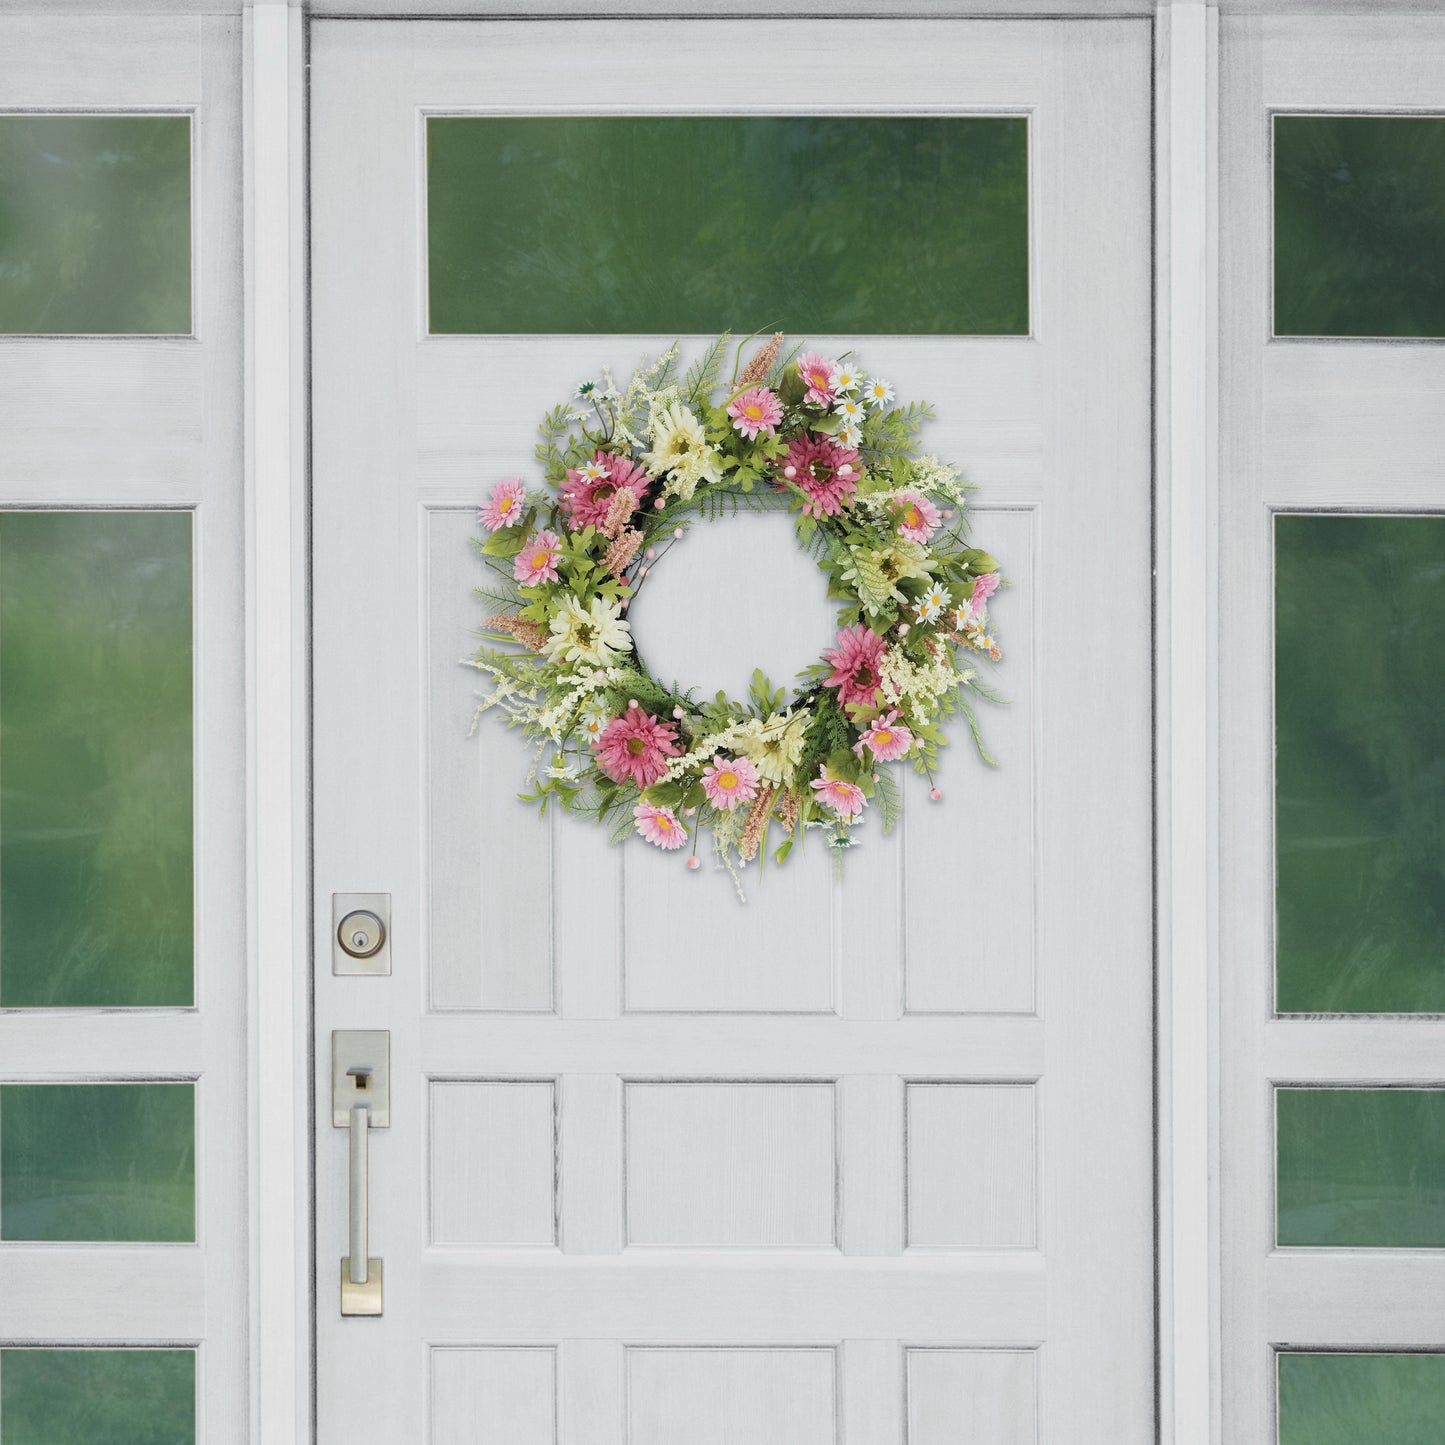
[310,15,1155,1444]
[0,13,249,1443]
[1217,15,1445,1445]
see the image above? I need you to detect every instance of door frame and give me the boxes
[242,4,1216,1443]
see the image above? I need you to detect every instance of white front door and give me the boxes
[310,18,1154,1444]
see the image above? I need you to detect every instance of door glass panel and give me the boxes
[0,1348,195,1444]
[1274,114,1445,339]
[1275,514,1445,1014]
[0,114,192,336]
[1276,1087,1445,1248]
[0,511,194,1009]
[0,1082,194,1241]
[1278,1352,1445,1444]
[426,116,1029,335]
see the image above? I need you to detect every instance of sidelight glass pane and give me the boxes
[0,511,194,1009]
[1278,1352,1445,1445]
[0,1348,196,1444]
[426,116,1029,335]
[0,1083,194,1241]
[1274,114,1445,338]
[1276,1087,1445,1248]
[0,114,192,335]
[1275,514,1445,1014]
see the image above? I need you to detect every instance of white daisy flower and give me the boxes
[578,459,608,483]
[834,395,866,423]
[916,582,952,622]
[546,757,580,781]
[578,704,609,742]
[864,377,895,408]
[829,363,861,394]
[837,421,863,448]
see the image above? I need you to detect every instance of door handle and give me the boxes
[333,1031,389,1316]
[348,1094,371,1288]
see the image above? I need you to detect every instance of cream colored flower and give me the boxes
[544,594,632,668]
[642,402,723,498]
[736,709,810,786]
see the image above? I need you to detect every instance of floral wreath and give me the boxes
[469,331,1003,896]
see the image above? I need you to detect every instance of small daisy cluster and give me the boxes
[468,333,1003,895]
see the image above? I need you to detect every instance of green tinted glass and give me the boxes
[0,1083,194,1241]
[0,1349,195,1445]
[427,117,1029,335]
[0,114,192,335]
[1275,515,1445,1013]
[1279,1353,1445,1445]
[1274,115,1445,338]
[1277,1088,1445,1248]
[0,511,194,1008]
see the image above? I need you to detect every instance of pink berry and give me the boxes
[645,547,656,560]
[930,787,943,802]
[653,498,665,510]
[837,464,852,477]
[628,699,639,709]
[673,527,684,539]
[942,509,953,520]
[672,706,684,719]
[898,622,910,636]
[783,465,797,479]
[686,856,701,871]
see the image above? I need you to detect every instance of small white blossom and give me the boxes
[864,377,895,408]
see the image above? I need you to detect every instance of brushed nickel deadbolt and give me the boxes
[331,893,391,976]
[338,910,384,958]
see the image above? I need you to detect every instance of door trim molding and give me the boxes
[245,7,310,1445]
[1155,6,1220,1445]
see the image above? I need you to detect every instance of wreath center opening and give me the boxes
[626,509,836,705]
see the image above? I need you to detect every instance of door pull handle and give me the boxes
[333,1032,389,1316]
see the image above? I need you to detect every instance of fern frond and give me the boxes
[684,333,731,409]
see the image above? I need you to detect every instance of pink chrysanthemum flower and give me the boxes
[633,801,688,849]
[726,386,783,440]
[700,754,760,811]
[480,477,527,531]
[594,704,680,789]
[777,434,861,518]
[822,624,887,709]
[894,491,942,544]
[513,529,562,587]
[561,451,653,531]
[961,571,1001,624]
[858,710,914,762]
[810,766,867,819]
[796,351,837,407]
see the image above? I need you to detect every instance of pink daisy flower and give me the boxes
[594,704,681,789]
[700,754,760,811]
[777,434,861,518]
[962,571,1001,624]
[821,624,887,710]
[513,529,562,587]
[810,766,867,819]
[726,386,783,440]
[894,491,941,544]
[634,801,688,850]
[480,477,527,531]
[561,451,653,530]
[796,351,837,407]
[858,710,914,762]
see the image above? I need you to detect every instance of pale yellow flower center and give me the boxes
[718,770,738,789]
[874,730,893,747]
[530,551,549,569]
[499,496,515,514]
[904,507,921,528]
[744,404,762,420]
[656,814,674,831]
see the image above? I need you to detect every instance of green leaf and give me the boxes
[481,527,528,558]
